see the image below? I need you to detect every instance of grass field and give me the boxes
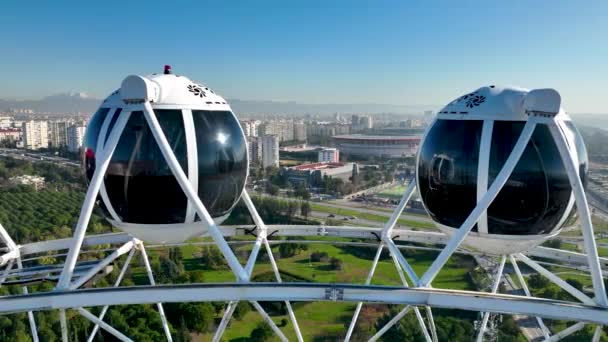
[310,203,435,230]
[135,239,475,341]
[377,184,408,198]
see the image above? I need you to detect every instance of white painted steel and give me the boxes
[139,243,173,342]
[368,306,411,342]
[78,308,134,342]
[96,107,122,222]
[389,251,432,342]
[345,244,384,341]
[182,109,198,224]
[87,247,137,342]
[1,283,608,323]
[544,322,586,342]
[212,302,237,342]
[476,256,506,342]
[59,309,68,342]
[517,253,595,305]
[550,121,608,306]
[0,223,17,251]
[251,301,289,342]
[509,255,551,339]
[70,240,134,290]
[17,258,38,342]
[476,120,493,234]
[142,102,248,281]
[263,239,304,342]
[56,109,132,290]
[593,325,602,342]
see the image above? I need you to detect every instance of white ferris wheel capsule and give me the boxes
[83,66,249,243]
[417,86,588,255]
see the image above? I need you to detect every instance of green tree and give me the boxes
[250,323,273,341]
[300,201,311,218]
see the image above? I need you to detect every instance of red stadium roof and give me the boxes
[333,135,421,142]
[291,162,345,171]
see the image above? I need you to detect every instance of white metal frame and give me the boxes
[0,103,605,341]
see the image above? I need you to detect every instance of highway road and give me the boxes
[0,148,80,168]
[253,191,434,227]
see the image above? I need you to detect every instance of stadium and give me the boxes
[333,134,421,158]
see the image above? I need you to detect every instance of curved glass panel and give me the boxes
[84,108,248,225]
[83,107,110,180]
[192,110,248,218]
[417,119,482,228]
[103,110,188,224]
[487,123,572,235]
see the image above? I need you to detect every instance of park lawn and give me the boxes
[378,184,407,198]
[172,242,474,289]
[310,203,435,230]
[560,242,580,252]
[134,239,476,341]
[199,301,356,341]
[192,243,474,341]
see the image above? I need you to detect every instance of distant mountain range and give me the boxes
[0,93,435,115]
[0,93,100,114]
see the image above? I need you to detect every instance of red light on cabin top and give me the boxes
[85,148,95,159]
[164,65,172,74]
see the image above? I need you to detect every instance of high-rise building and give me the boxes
[424,110,434,124]
[240,120,260,137]
[261,135,279,168]
[22,120,48,150]
[0,129,21,143]
[259,120,294,142]
[0,116,14,129]
[67,124,86,152]
[247,136,262,164]
[359,116,373,129]
[318,148,340,163]
[49,121,70,148]
[294,122,307,142]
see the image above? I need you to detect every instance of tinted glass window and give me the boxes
[417,119,482,228]
[104,108,122,144]
[487,123,571,235]
[104,110,188,224]
[193,110,248,218]
[83,107,110,180]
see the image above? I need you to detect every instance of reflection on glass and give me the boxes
[418,120,482,229]
[83,108,248,225]
[487,123,571,235]
[192,110,247,219]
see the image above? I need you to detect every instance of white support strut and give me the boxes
[508,255,551,339]
[369,306,412,342]
[141,102,248,281]
[17,258,39,342]
[139,243,173,342]
[476,256,506,342]
[57,109,132,290]
[345,244,384,341]
[87,246,137,342]
[549,121,608,306]
[78,308,134,342]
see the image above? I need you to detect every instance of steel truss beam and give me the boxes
[1,283,607,324]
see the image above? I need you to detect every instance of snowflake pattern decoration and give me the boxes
[455,92,486,108]
[187,84,206,98]
[465,94,486,108]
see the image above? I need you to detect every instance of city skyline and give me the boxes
[1,1,607,113]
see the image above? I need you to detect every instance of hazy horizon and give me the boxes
[1,1,607,113]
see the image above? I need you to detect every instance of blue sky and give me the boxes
[0,1,606,112]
